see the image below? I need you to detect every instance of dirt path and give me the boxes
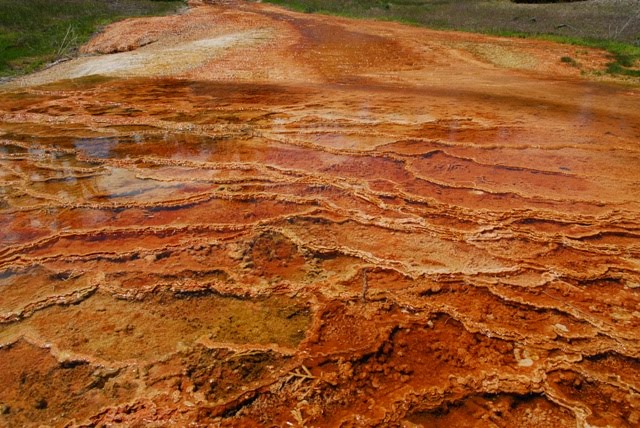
[1,1,639,427]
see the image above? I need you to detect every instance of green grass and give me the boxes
[557,38,640,77]
[487,30,640,76]
[0,0,186,78]
[2,0,638,79]
[261,0,640,77]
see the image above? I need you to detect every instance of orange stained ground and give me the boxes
[1,1,640,426]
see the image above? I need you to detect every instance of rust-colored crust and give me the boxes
[1,1,639,426]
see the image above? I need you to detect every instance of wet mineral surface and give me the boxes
[1,1,639,427]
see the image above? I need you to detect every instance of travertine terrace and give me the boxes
[1,0,640,426]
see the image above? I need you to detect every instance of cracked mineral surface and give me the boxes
[1,0,639,426]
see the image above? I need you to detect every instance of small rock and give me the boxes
[371,377,380,389]
[34,399,48,410]
[554,323,569,333]
[518,358,534,367]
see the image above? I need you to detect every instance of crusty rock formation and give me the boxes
[1,1,639,427]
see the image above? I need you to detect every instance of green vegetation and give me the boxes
[262,0,640,77]
[560,55,578,66]
[0,0,186,78]
[541,35,640,77]
[2,0,638,79]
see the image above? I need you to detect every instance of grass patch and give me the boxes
[540,35,640,76]
[0,0,186,78]
[260,0,640,77]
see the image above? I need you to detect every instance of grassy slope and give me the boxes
[0,0,186,78]
[263,0,640,77]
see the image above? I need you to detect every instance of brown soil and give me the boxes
[1,0,639,426]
